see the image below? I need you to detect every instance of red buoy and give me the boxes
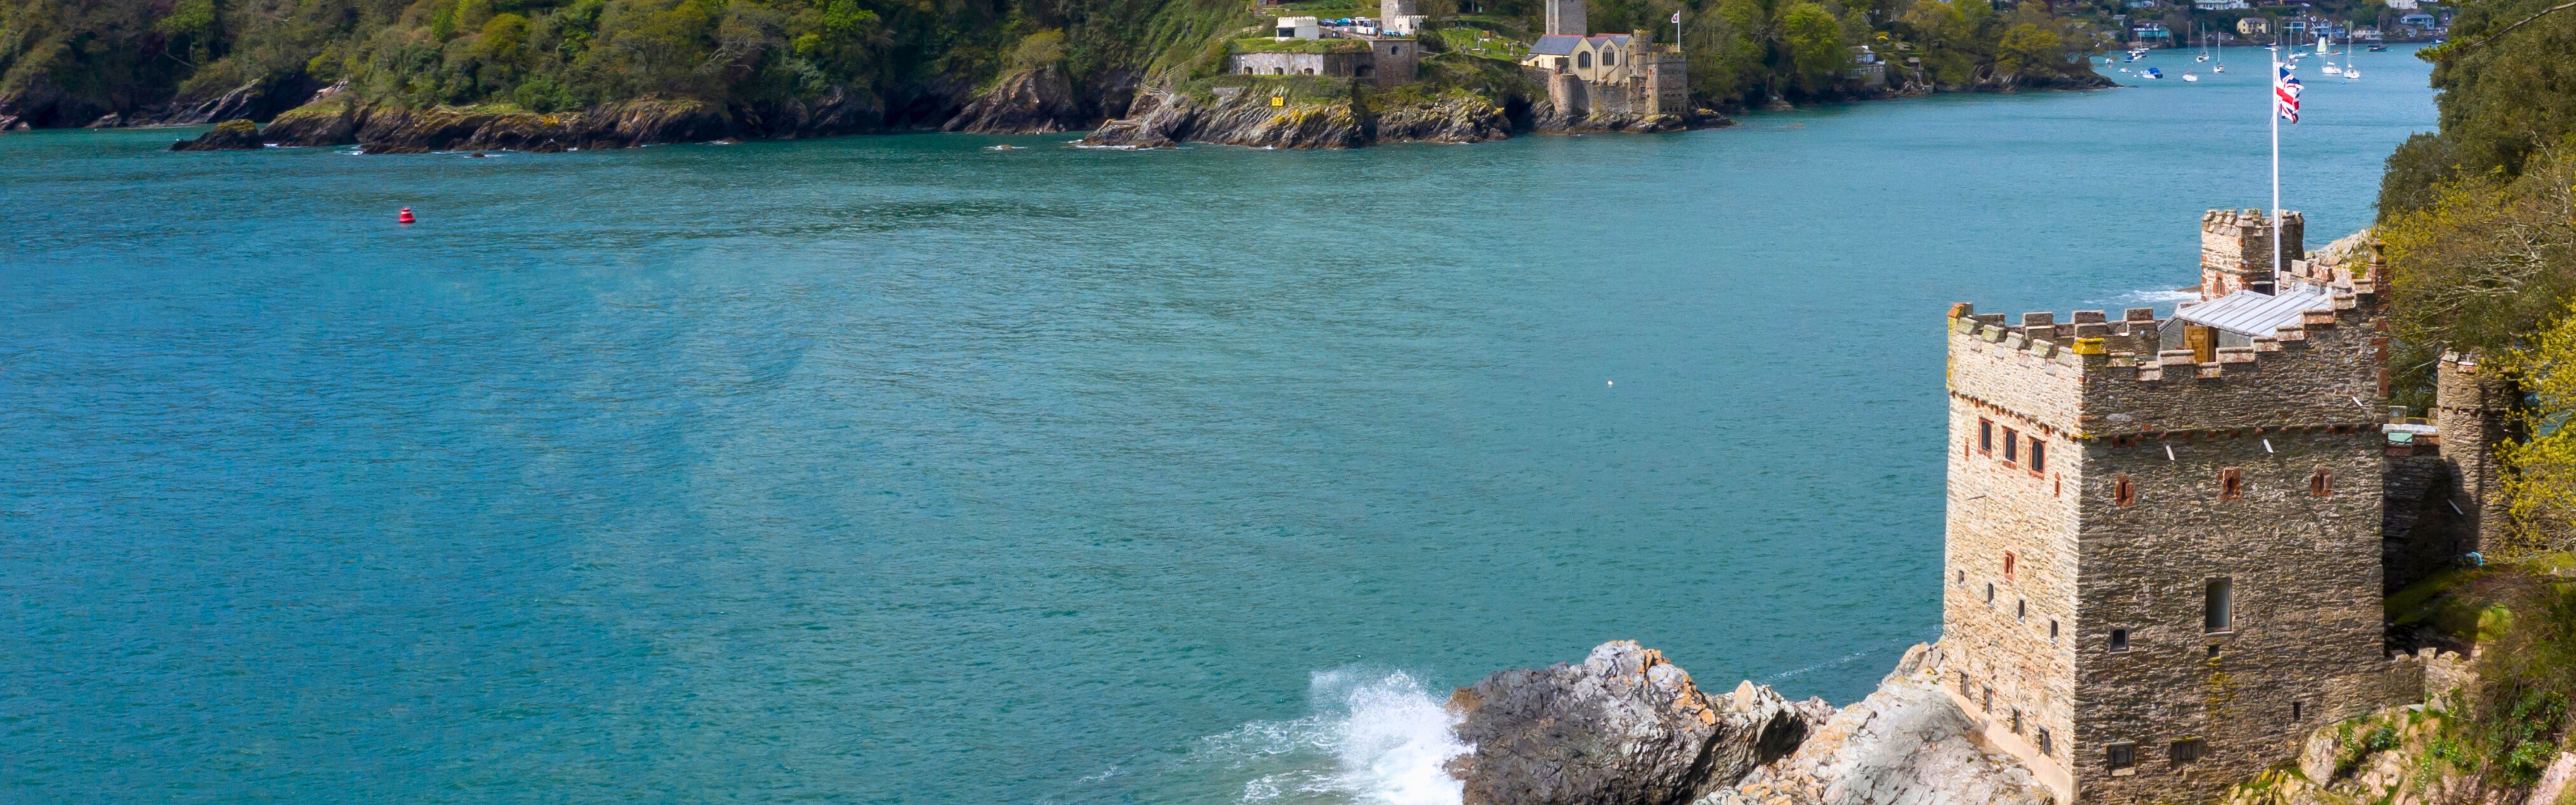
[398,208,416,225]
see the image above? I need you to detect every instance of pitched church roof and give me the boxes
[1585,33,1631,46]
[1531,34,1582,55]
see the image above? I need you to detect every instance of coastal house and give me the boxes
[1940,212,2481,804]
[2237,17,2271,36]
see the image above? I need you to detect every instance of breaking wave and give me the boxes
[1195,668,1470,805]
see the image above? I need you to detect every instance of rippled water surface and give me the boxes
[2,47,2433,803]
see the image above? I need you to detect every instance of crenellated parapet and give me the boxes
[1945,283,2386,439]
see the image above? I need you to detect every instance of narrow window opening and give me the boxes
[2029,439,2047,474]
[2220,467,2243,501]
[2310,466,2333,497]
[2010,708,2023,734]
[2171,738,2206,763]
[2039,728,2054,757]
[2205,577,2233,633]
[2016,598,2027,621]
[1980,686,1991,712]
[2114,474,2136,507]
[2108,742,2137,770]
[2049,619,2059,640]
[1985,583,1995,604]
[2292,701,2304,720]
[1979,419,1994,454]
[2002,428,2020,464]
[2003,551,2017,580]
[1956,569,1966,585]
[2109,628,2130,651]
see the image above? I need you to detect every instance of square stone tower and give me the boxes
[2199,209,2303,299]
[1940,212,2415,804]
[1545,0,1587,36]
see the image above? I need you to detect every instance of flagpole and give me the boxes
[2271,51,2281,288]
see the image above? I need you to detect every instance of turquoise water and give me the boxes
[1,47,2431,803]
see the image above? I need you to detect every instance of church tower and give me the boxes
[1545,0,1586,36]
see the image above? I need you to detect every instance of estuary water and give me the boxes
[1,47,2434,803]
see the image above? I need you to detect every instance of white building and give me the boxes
[1274,16,1319,39]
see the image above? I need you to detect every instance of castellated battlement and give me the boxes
[2201,209,2307,298]
[1945,284,2385,441]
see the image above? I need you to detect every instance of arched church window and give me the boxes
[1603,50,1616,65]
[1577,52,1592,69]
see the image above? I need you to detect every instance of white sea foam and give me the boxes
[1195,668,1470,805]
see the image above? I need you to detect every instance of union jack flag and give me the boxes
[2275,65,2303,123]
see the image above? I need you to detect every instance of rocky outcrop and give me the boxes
[1445,641,2044,805]
[942,65,1084,134]
[1445,641,1829,805]
[1702,681,2052,805]
[257,92,884,153]
[169,119,265,151]
[1081,88,1511,149]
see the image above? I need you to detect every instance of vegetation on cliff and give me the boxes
[0,0,2106,132]
[2377,0,2576,556]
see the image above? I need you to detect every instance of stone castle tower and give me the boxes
[1940,212,2426,804]
[1545,0,1587,36]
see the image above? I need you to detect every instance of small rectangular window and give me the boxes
[2010,708,2023,734]
[2002,428,2020,464]
[1979,419,1994,454]
[2049,619,2059,640]
[2114,474,2136,507]
[2003,551,2017,580]
[2311,466,2333,496]
[2172,738,2206,763]
[2029,439,2047,474]
[2205,577,2233,633]
[2110,628,2130,651]
[2016,598,2027,621]
[2220,467,2243,501]
[1986,582,1995,603]
[2292,701,2304,721]
[2039,728,2054,757]
[2108,742,2137,770]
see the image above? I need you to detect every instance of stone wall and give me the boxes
[1367,39,1420,85]
[1640,51,1688,117]
[2072,427,2387,805]
[1228,52,1368,77]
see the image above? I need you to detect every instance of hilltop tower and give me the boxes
[1545,0,1587,37]
[1940,212,2420,804]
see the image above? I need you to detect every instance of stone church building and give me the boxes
[1519,0,1688,119]
[1937,211,2500,804]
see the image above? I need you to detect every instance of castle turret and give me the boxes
[2436,351,2517,556]
[2199,209,2304,300]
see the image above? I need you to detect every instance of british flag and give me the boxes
[2275,65,2303,123]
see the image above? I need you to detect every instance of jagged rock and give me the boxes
[942,65,1082,134]
[1445,640,1730,805]
[169,119,264,151]
[1699,675,2051,805]
[1702,681,1837,791]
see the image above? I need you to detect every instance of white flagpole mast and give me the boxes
[2271,50,2282,287]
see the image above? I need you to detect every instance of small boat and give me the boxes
[2183,71,2199,81]
[2144,67,2164,79]
[2322,62,2342,75]
[2368,43,2387,51]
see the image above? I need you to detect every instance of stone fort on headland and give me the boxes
[1936,211,2504,804]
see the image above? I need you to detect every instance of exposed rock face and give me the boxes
[942,65,1083,134]
[169,119,265,151]
[257,92,883,153]
[1444,641,1835,805]
[1082,89,1511,149]
[1700,677,2052,805]
[1446,641,1727,805]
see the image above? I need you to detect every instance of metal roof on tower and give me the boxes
[2171,284,2330,337]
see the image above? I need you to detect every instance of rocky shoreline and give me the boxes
[1446,640,2049,805]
